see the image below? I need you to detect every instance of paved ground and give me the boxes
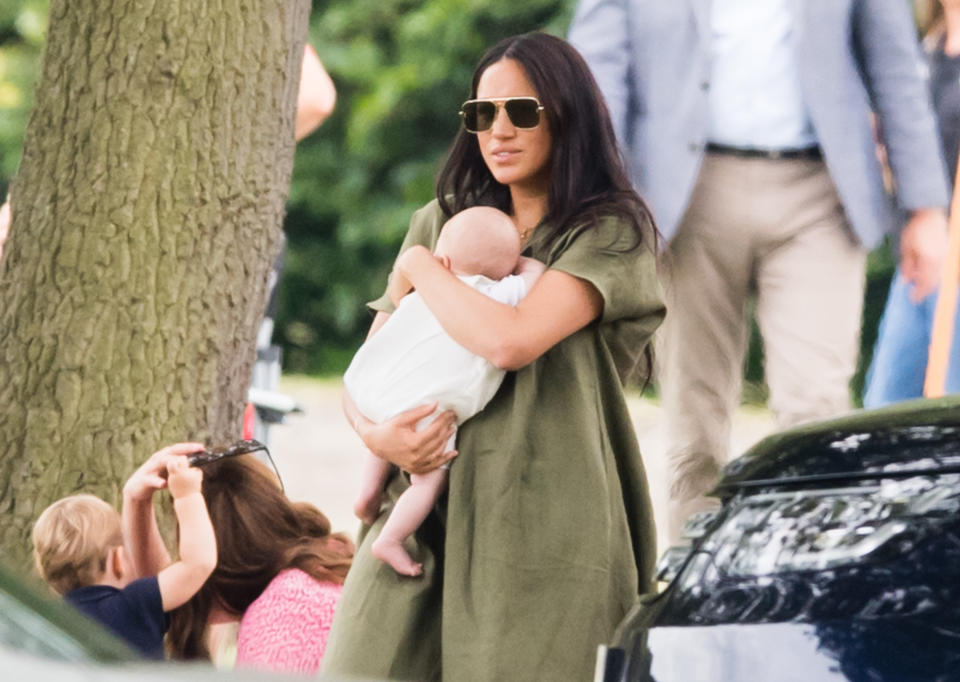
[269,375,777,554]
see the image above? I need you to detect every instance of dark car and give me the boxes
[597,397,960,682]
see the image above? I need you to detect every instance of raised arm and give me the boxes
[122,442,203,577]
[396,245,603,370]
[295,44,337,141]
[156,458,217,612]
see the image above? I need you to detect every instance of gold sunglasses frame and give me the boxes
[459,97,545,133]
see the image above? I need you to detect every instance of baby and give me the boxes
[343,206,544,576]
[32,450,216,658]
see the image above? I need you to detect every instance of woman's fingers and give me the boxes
[414,411,456,450]
[395,402,439,426]
[164,442,205,456]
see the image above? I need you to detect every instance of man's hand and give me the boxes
[900,207,949,302]
[123,442,203,503]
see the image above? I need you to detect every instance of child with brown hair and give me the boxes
[31,443,216,658]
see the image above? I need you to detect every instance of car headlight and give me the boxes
[669,475,960,592]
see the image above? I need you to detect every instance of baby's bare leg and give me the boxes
[354,451,392,525]
[372,467,448,577]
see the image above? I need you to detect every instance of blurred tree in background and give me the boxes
[0,0,896,402]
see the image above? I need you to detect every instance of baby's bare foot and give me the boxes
[372,536,423,577]
[353,490,383,525]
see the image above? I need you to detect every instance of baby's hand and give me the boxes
[167,456,203,500]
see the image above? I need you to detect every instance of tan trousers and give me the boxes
[658,152,866,545]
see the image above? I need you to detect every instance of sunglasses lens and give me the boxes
[462,101,496,133]
[505,99,541,128]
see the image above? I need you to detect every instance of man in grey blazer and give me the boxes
[569,0,951,545]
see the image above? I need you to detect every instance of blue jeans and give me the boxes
[863,268,960,408]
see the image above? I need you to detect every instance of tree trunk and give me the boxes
[0,0,310,567]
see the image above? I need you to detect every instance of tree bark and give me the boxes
[0,0,310,567]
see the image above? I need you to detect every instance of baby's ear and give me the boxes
[436,254,452,270]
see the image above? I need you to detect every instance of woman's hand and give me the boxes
[359,402,458,474]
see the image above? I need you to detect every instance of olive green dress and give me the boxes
[322,200,665,682]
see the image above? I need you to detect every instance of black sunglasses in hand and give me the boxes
[188,439,284,492]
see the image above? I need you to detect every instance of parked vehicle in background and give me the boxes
[597,397,960,682]
[245,243,302,447]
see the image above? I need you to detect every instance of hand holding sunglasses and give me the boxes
[188,439,285,493]
[459,97,544,133]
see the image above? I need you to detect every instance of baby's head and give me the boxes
[32,494,125,594]
[434,206,520,280]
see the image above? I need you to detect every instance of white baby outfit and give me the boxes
[344,273,528,443]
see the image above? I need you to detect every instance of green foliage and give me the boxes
[0,0,48,191]
[0,0,900,405]
[280,0,570,373]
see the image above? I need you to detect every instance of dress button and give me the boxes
[688,142,700,152]
[700,81,710,91]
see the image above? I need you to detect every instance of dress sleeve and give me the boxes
[548,217,665,325]
[367,200,446,315]
[547,217,666,382]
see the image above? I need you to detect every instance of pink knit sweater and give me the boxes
[235,568,343,674]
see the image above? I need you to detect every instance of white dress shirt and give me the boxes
[707,0,818,150]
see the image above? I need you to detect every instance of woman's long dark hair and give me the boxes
[166,456,354,659]
[437,31,658,254]
[437,32,659,384]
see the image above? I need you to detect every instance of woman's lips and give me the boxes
[490,148,520,161]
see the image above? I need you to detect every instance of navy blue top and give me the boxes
[65,576,168,659]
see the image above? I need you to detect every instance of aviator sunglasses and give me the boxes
[188,438,285,493]
[459,97,544,133]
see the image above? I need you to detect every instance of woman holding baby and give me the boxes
[327,32,665,682]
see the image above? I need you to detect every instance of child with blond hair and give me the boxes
[32,443,215,658]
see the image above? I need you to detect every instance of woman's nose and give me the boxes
[489,105,515,137]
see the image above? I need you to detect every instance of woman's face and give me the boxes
[474,58,553,195]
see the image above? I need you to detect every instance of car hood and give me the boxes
[716,397,960,493]
[641,620,958,681]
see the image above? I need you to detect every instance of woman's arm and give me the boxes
[295,45,336,141]
[396,245,603,370]
[342,310,458,473]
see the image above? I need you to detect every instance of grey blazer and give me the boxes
[568,0,950,246]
